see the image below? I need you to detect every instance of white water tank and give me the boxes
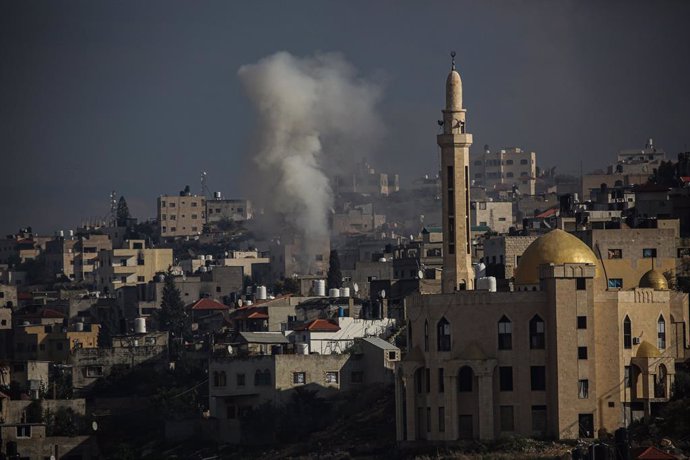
[328,288,340,298]
[474,262,486,279]
[134,317,147,334]
[245,300,253,306]
[256,285,267,300]
[296,343,309,355]
[74,321,84,332]
[477,276,497,292]
[340,287,351,298]
[314,280,326,297]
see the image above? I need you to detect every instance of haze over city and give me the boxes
[2,0,690,235]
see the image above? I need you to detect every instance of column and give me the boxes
[404,372,417,441]
[477,372,495,440]
[444,373,458,440]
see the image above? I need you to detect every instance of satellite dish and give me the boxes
[236,299,243,307]
[227,345,234,355]
[418,270,424,279]
[380,289,386,299]
[353,283,359,293]
[91,421,98,432]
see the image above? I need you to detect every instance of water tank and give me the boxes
[157,274,165,282]
[59,230,64,237]
[314,280,326,297]
[134,317,147,334]
[328,288,340,298]
[379,257,387,262]
[340,287,350,298]
[474,262,486,278]
[245,300,253,306]
[338,306,345,317]
[214,191,222,200]
[256,285,267,300]
[199,266,208,273]
[74,321,84,332]
[477,276,497,292]
[297,343,309,355]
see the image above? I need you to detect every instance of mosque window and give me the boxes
[499,366,513,391]
[529,315,545,349]
[576,278,586,290]
[624,366,632,388]
[437,317,451,351]
[499,406,514,432]
[438,407,445,432]
[578,347,588,359]
[643,248,657,258]
[657,316,666,349]
[498,316,512,350]
[424,320,429,352]
[407,321,412,348]
[623,316,632,349]
[608,278,623,289]
[458,366,473,392]
[438,368,445,393]
[578,379,589,399]
[577,316,587,329]
[531,366,546,391]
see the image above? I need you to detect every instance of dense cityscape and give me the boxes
[2,2,690,460]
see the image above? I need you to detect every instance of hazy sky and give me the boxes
[2,1,689,236]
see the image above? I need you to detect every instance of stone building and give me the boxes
[95,239,172,294]
[470,201,514,235]
[206,197,252,223]
[482,234,539,281]
[395,62,689,443]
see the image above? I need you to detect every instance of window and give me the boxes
[531,366,546,391]
[577,316,587,329]
[531,405,547,435]
[498,316,512,350]
[254,369,271,386]
[529,315,545,349]
[579,413,594,438]
[86,366,104,377]
[388,351,397,360]
[326,371,339,384]
[458,366,473,392]
[608,278,623,289]
[351,371,364,383]
[16,425,31,438]
[169,202,175,208]
[657,315,666,349]
[625,366,632,388]
[226,405,236,419]
[426,407,431,433]
[424,320,429,352]
[438,407,445,432]
[438,368,445,393]
[576,278,586,290]
[500,406,514,432]
[191,201,198,207]
[437,317,451,351]
[293,372,306,384]
[578,379,589,399]
[623,316,632,349]
[578,346,588,359]
[236,373,246,387]
[520,159,528,165]
[137,276,145,282]
[608,249,622,259]
[499,366,513,391]
[642,248,657,258]
[506,159,514,165]
[425,368,430,393]
[506,172,514,178]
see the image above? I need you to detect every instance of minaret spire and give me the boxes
[438,53,473,292]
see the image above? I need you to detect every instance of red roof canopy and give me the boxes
[294,319,340,332]
[189,298,229,311]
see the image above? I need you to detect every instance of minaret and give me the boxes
[438,52,474,292]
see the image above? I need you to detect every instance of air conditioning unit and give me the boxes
[632,337,641,345]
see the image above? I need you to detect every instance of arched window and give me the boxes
[657,315,666,349]
[498,315,512,350]
[414,368,424,394]
[458,366,473,392]
[623,316,632,349]
[529,315,545,349]
[408,320,413,348]
[437,317,451,351]
[424,320,429,352]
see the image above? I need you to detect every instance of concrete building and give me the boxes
[95,239,172,294]
[206,197,253,223]
[334,159,400,197]
[44,234,113,283]
[393,227,443,281]
[292,316,396,355]
[331,203,386,236]
[472,147,537,196]
[179,250,270,280]
[14,321,100,363]
[269,236,330,281]
[483,234,540,281]
[209,337,400,443]
[470,201,513,235]
[157,191,206,239]
[0,283,17,309]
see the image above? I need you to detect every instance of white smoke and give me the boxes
[238,52,384,245]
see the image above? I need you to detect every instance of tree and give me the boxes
[157,273,190,342]
[116,196,131,227]
[327,249,342,290]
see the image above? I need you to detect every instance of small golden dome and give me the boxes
[635,340,661,358]
[514,229,599,285]
[639,269,668,290]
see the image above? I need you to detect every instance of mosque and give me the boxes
[395,56,690,442]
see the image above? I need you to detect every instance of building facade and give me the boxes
[472,147,537,196]
[157,193,206,238]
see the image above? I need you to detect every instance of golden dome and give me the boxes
[635,340,661,358]
[639,269,668,290]
[514,229,599,285]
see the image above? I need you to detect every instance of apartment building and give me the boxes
[472,147,537,196]
[157,192,206,238]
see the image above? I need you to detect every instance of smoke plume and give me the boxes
[238,52,384,266]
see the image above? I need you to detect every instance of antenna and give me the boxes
[450,50,456,70]
[200,171,209,197]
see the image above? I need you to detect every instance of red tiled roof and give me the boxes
[246,312,269,319]
[535,207,558,219]
[189,298,229,311]
[231,306,269,320]
[633,446,678,459]
[294,319,340,332]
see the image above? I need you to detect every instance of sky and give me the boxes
[1,0,689,236]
